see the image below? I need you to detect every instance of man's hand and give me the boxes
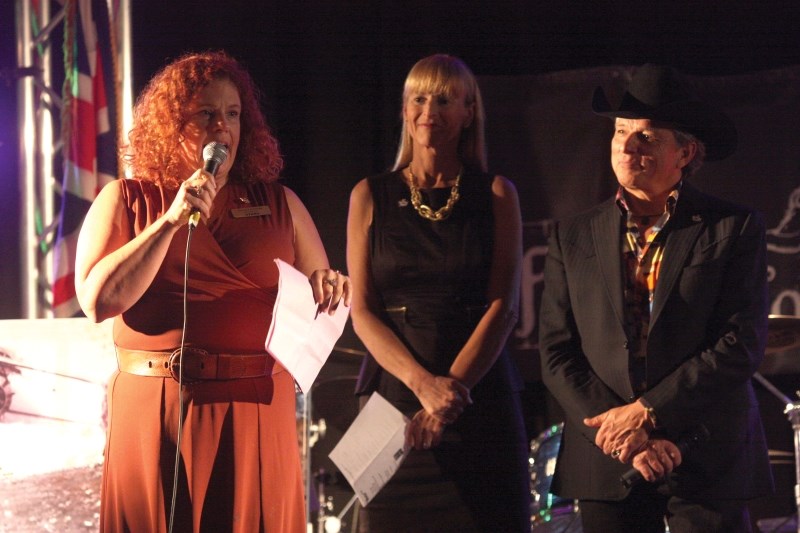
[584,401,653,462]
[631,438,683,482]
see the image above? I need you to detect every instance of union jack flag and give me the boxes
[53,0,119,317]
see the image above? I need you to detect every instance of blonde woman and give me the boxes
[346,54,530,532]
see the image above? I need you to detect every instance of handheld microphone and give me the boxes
[620,424,710,488]
[188,142,229,228]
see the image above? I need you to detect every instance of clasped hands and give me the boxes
[406,375,472,451]
[584,402,682,483]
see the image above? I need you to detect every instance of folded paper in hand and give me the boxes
[329,392,410,506]
[264,259,350,393]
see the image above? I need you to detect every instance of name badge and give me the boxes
[231,206,271,218]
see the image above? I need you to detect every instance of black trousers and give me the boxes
[579,484,753,533]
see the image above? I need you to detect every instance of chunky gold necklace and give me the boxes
[406,167,462,221]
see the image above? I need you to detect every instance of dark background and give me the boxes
[2,2,800,526]
[2,1,800,320]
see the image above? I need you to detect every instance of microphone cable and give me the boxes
[168,221,196,533]
[168,143,227,532]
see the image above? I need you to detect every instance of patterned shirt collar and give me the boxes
[615,181,682,218]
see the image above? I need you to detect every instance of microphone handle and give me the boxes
[188,209,202,228]
[188,159,222,228]
[619,429,706,489]
[619,467,642,489]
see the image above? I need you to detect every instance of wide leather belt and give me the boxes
[115,346,278,382]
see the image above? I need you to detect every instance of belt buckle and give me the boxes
[168,347,210,384]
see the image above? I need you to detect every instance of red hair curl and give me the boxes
[125,50,283,188]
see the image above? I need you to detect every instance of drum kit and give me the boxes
[529,423,582,532]
[529,314,800,532]
[752,315,800,533]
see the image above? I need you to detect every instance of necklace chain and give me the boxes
[406,167,462,221]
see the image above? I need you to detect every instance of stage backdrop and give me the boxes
[477,64,800,382]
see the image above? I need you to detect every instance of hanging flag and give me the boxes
[53,0,119,317]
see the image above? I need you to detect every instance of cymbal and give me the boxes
[332,345,368,357]
[766,314,800,354]
[768,449,795,466]
[307,375,360,433]
[768,449,793,458]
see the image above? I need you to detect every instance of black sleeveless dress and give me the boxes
[355,169,531,533]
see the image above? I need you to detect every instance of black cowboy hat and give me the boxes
[592,64,737,161]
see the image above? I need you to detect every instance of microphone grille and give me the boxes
[203,142,229,165]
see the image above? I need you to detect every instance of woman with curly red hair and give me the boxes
[75,50,350,532]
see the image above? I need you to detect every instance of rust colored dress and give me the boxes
[100,178,305,533]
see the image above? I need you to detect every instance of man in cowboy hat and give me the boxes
[539,64,773,532]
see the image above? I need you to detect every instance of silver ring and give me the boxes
[611,449,621,458]
[324,278,338,287]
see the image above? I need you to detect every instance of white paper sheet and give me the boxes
[264,259,350,393]
[328,392,410,506]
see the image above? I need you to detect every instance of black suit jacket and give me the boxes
[539,181,773,500]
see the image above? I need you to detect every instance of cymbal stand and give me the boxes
[302,375,361,533]
[313,470,359,533]
[325,494,358,533]
[315,468,333,533]
[302,385,327,533]
[753,372,800,533]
